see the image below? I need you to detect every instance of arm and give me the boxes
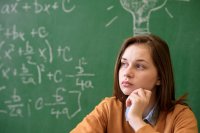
[126,88,153,132]
[126,88,198,133]
[136,105,198,133]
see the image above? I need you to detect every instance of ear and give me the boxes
[156,79,161,85]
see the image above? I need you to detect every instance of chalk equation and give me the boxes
[0,87,84,119]
[0,0,76,15]
[0,23,95,119]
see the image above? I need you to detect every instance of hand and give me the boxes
[126,88,152,131]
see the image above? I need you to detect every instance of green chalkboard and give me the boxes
[0,0,200,132]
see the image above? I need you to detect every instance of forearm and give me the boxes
[136,124,159,133]
[128,117,147,132]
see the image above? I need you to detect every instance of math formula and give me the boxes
[0,0,76,15]
[0,0,95,120]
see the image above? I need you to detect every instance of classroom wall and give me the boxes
[0,0,199,132]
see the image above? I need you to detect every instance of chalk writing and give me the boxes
[0,86,84,119]
[105,5,118,27]
[119,0,190,35]
[0,0,76,15]
[0,23,95,120]
[120,0,168,35]
[4,88,24,117]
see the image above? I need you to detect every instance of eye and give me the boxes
[120,61,128,68]
[135,63,145,70]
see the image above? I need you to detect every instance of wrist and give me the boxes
[128,117,147,132]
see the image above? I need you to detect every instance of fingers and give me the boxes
[126,88,152,107]
[126,93,138,107]
[137,88,146,98]
[132,88,152,100]
[126,97,132,107]
[133,88,151,97]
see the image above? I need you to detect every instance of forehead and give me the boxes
[122,44,152,59]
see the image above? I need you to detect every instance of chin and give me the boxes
[121,88,132,96]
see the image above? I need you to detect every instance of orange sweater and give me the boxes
[70,97,198,133]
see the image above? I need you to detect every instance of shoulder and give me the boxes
[168,104,196,119]
[101,96,120,103]
[98,96,122,108]
[90,97,122,120]
[172,104,194,115]
[166,104,198,128]
[95,97,123,113]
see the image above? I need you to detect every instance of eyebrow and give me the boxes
[121,58,127,61]
[121,57,149,64]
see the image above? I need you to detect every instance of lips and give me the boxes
[121,80,133,87]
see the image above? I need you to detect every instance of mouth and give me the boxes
[121,81,133,87]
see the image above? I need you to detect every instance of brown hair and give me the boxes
[113,34,186,112]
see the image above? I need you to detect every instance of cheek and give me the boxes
[118,70,125,90]
[118,70,123,82]
[140,75,158,90]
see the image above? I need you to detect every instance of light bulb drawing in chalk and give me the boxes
[120,0,167,35]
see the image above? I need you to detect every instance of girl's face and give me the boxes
[119,44,160,95]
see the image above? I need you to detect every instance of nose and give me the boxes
[124,66,134,78]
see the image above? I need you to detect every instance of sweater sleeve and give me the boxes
[136,105,198,133]
[70,99,108,133]
[137,105,198,133]
[136,124,159,133]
